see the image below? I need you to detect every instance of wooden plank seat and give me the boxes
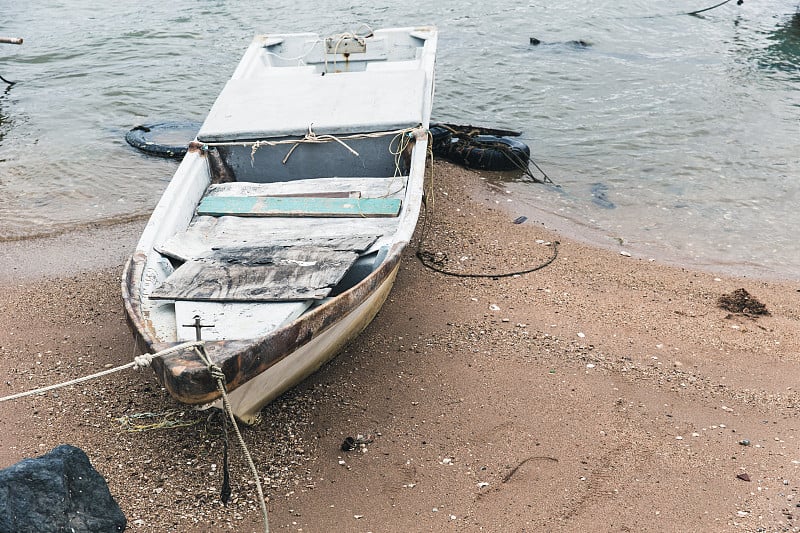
[157,233,379,263]
[197,196,402,218]
[149,245,359,302]
[205,176,408,199]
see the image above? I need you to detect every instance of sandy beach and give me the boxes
[1,161,798,532]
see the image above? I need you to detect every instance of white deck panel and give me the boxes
[175,300,312,341]
[197,70,426,141]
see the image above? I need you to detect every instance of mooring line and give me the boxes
[0,341,205,403]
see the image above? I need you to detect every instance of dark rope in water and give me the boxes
[0,74,15,85]
[687,0,742,16]
[501,147,554,184]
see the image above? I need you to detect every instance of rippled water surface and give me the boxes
[1,1,798,278]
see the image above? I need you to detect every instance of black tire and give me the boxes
[125,121,201,158]
[429,125,453,157]
[446,134,531,171]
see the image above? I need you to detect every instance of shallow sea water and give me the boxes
[1,1,798,278]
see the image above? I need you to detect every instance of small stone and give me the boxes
[739,439,751,446]
[620,251,632,257]
[692,432,700,437]
[737,511,749,517]
[737,473,751,482]
[489,304,500,311]
[577,332,586,338]
[675,436,683,440]
[354,514,363,519]
[477,482,489,489]
[586,363,595,369]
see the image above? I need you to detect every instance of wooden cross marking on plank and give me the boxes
[182,315,215,341]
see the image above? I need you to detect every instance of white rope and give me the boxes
[192,346,270,533]
[0,340,205,403]
[279,123,360,165]
[261,38,322,65]
[1,339,271,531]
[214,126,422,167]
[201,126,418,149]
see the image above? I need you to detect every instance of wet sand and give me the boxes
[1,162,798,532]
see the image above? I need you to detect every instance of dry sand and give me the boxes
[1,162,798,532]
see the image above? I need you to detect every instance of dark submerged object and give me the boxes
[530,37,591,48]
[0,445,126,533]
[125,121,201,158]
[590,182,615,209]
[431,123,531,171]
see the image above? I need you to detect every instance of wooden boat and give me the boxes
[122,26,437,423]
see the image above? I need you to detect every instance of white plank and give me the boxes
[174,300,311,341]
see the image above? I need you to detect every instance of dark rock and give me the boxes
[736,473,751,482]
[0,444,126,533]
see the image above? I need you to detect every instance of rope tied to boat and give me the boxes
[0,339,271,531]
[197,126,419,167]
[192,345,270,533]
[279,123,360,164]
[416,146,560,278]
[0,340,206,403]
[133,353,155,369]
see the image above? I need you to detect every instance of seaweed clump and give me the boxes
[717,288,770,316]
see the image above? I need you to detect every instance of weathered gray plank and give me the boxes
[157,233,379,262]
[206,176,407,199]
[149,247,358,302]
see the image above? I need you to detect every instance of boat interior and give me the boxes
[138,28,436,345]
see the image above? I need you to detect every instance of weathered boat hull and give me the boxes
[122,26,436,423]
[223,262,400,424]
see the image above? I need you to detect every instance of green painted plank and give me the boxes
[198,195,402,218]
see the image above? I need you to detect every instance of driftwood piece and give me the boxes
[0,37,23,45]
